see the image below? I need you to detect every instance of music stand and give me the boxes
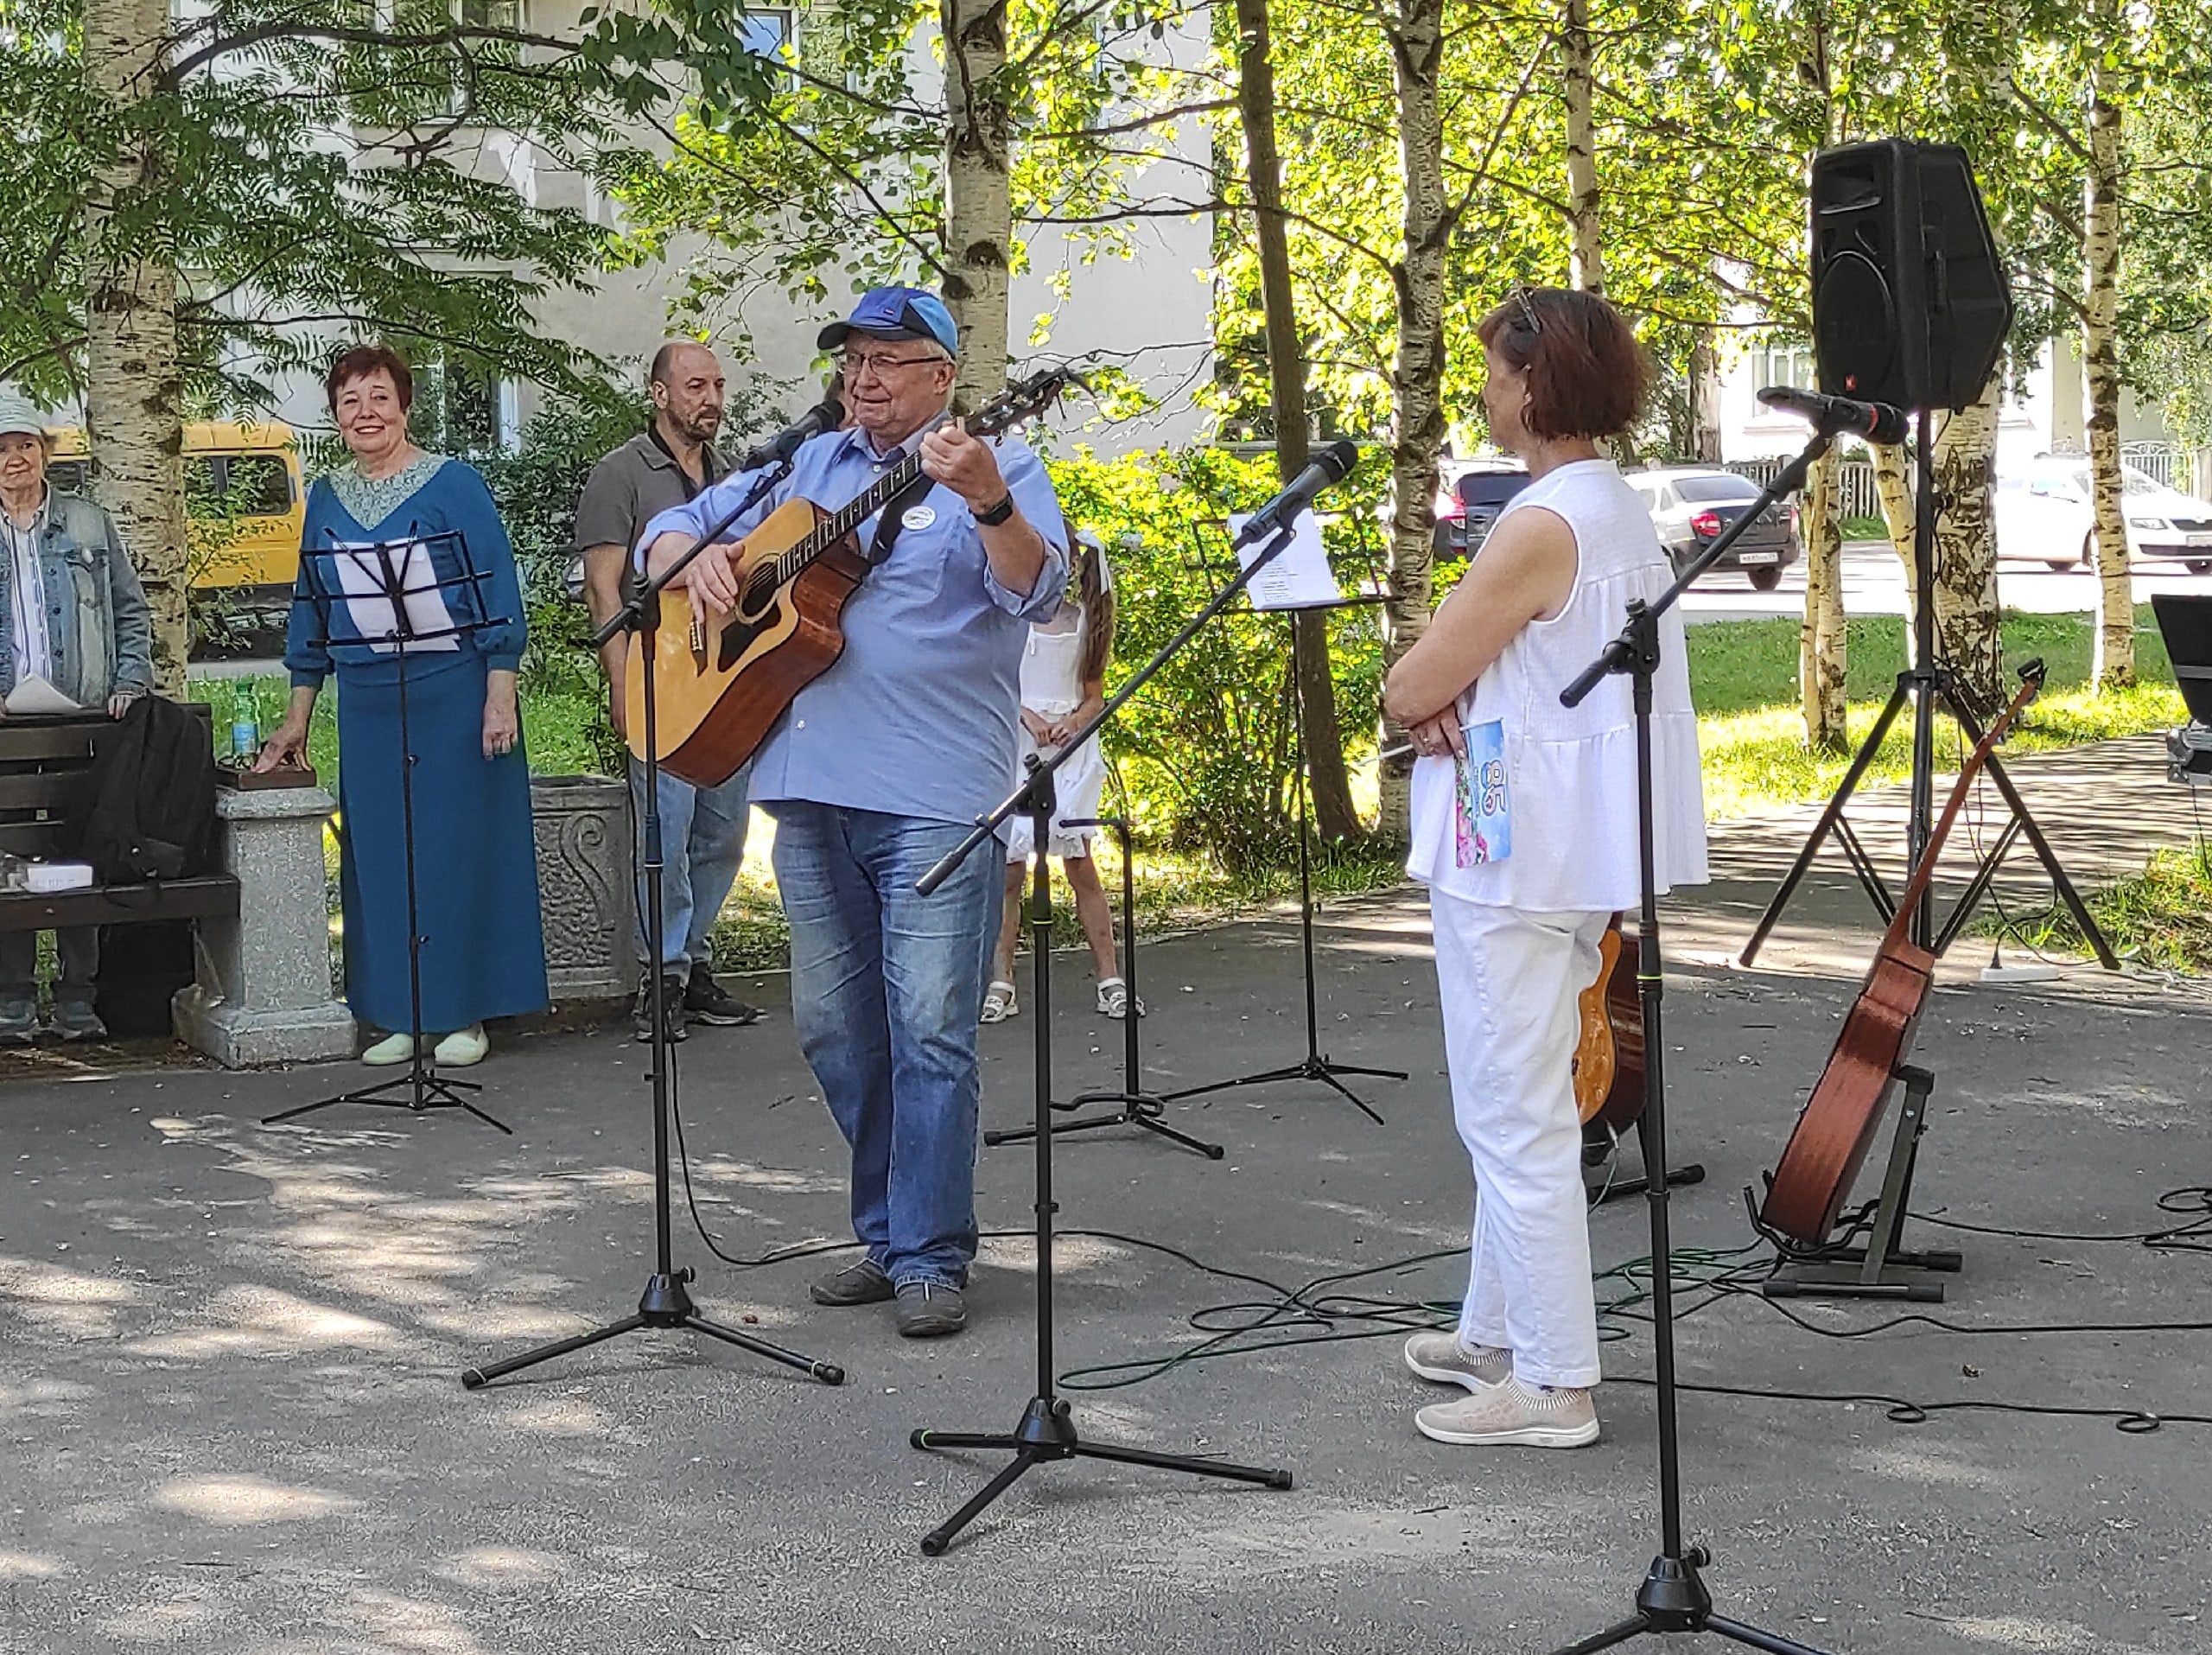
[265,528,510,1134]
[1161,597,1405,1123]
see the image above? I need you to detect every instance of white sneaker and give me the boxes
[1415,1378,1600,1448]
[1402,1330,1511,1391]
[434,1025,489,1067]
[361,1030,416,1066]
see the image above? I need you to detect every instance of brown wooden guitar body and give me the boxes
[623,499,868,787]
[1572,917,1647,1136]
[1758,665,2044,1246]
[1760,939,1933,1241]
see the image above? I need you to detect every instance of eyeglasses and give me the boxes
[1510,286,1544,337]
[840,350,950,380]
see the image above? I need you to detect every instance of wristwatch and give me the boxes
[974,491,1016,527]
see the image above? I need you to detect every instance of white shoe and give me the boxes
[1096,977,1143,1019]
[434,1024,489,1067]
[361,1030,416,1066]
[1402,1330,1511,1391]
[981,981,1018,1023]
[1415,1378,1600,1448]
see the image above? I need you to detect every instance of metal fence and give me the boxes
[1723,457,1885,521]
[1726,443,2212,516]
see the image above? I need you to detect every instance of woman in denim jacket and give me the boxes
[0,389,157,1042]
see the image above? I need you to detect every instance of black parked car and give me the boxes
[1628,467,1801,590]
[1434,463,1531,558]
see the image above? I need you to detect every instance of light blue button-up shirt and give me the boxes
[637,423,1069,828]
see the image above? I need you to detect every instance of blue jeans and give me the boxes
[767,803,1003,1289]
[629,757,751,973]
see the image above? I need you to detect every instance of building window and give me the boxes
[459,0,521,31]
[741,8,794,56]
[1751,343,1816,394]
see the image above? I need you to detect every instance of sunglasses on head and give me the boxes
[1510,286,1544,337]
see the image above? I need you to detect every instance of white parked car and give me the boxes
[1993,455,2212,575]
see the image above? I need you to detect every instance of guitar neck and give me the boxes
[1878,674,2043,955]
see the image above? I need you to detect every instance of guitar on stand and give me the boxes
[1573,918,1706,1206]
[624,367,1082,787]
[1754,660,2047,1301]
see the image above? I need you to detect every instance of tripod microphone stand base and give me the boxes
[1554,1549,1833,1655]
[459,1267,845,1390]
[1161,1054,1402,1126]
[911,1396,1291,1556]
[264,1065,510,1135]
[988,1086,1224,1159]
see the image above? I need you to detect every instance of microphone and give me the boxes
[734,391,846,473]
[1237,439,1362,544]
[1756,385,1908,445]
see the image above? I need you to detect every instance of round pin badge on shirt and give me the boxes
[902,504,938,532]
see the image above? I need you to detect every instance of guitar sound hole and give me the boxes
[740,564,780,621]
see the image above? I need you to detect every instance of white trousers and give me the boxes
[1429,889,1609,1389]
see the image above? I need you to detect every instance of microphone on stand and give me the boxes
[734,391,847,473]
[1756,385,1909,445]
[1236,438,1362,544]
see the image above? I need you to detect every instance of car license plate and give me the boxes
[1738,551,1780,564]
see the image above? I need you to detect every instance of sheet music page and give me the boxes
[1228,509,1340,610]
[326,538,461,652]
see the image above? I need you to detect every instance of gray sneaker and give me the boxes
[48,994,106,1044]
[1402,1330,1511,1391]
[0,990,36,1047]
[894,1281,967,1338]
[809,1258,896,1307]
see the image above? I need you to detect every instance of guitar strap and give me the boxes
[864,472,937,568]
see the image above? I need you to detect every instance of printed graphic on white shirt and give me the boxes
[1453,720,1511,868]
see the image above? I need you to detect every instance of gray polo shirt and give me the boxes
[574,430,728,576]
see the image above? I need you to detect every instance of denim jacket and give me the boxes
[0,489,156,707]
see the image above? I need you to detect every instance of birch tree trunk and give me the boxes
[1800,449,1847,751]
[1872,442,1919,662]
[1375,0,1448,846]
[1688,333,1722,462]
[1929,382,2005,716]
[2083,10,2134,688]
[1561,0,1605,295]
[84,0,188,695]
[941,0,1011,410]
[1233,0,1357,841]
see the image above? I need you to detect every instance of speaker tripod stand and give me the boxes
[459,465,843,1394]
[1738,406,2114,970]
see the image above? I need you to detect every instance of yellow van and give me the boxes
[47,423,306,609]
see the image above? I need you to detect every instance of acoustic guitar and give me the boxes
[625,367,1081,786]
[1572,916,1645,1136]
[1759,663,2046,1244]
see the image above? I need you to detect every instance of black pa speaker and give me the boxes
[1809,139,2015,412]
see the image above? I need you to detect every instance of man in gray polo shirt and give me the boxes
[575,341,760,1041]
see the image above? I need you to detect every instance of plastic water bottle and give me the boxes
[231,688,258,764]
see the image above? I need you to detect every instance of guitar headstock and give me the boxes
[966,366,1089,440]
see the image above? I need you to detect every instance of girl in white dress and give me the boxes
[983,531,1138,1022]
[1382,287,1707,1451]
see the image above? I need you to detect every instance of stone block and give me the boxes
[174,784,356,1067]
[531,773,639,1004]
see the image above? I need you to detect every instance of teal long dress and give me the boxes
[283,454,549,1034]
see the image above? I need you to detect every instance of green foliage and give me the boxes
[1996,838,2212,973]
[1045,445,1386,869]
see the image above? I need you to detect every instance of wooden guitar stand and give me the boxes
[1757,1065,1961,1302]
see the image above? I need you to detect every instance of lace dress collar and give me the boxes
[327,452,449,531]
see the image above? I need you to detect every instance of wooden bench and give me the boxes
[0,707,241,933]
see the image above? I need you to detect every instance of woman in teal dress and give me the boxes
[257,344,548,1066]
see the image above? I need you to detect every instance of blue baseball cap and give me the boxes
[817,287,960,357]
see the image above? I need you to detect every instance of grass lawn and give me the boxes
[194,604,2189,974]
[1995,838,2212,973]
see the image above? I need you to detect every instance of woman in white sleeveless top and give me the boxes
[1383,287,1708,1449]
[983,531,1140,1022]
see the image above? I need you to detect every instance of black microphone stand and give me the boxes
[985,811,1224,1160]
[1161,600,1404,1123]
[265,531,508,1134]
[1545,430,1838,1655]
[905,515,1323,1554]
[461,462,844,1392]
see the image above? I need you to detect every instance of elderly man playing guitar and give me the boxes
[639,288,1068,1339]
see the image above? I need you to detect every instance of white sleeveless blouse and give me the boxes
[1406,459,1708,912]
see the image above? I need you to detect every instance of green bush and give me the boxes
[1045,446,1386,871]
